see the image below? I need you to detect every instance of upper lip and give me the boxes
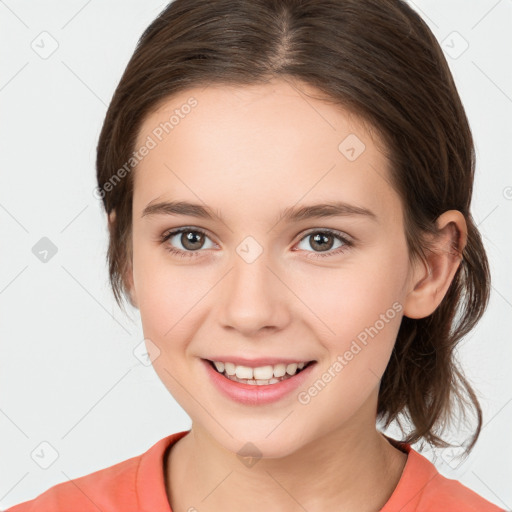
[204,356,316,367]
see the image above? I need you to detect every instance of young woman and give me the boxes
[6,0,505,510]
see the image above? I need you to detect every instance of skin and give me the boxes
[110,78,466,512]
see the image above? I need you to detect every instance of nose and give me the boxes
[218,252,291,337]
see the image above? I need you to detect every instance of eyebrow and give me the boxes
[141,200,377,223]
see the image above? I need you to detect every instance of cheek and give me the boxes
[132,243,217,347]
[298,246,406,333]
[291,244,408,379]
[293,262,406,428]
[132,243,182,335]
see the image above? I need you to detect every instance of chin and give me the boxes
[213,424,309,461]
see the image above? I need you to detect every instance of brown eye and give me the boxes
[180,231,205,250]
[295,230,352,258]
[309,233,335,252]
[161,227,215,257]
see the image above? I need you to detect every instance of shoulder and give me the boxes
[4,431,189,512]
[417,470,506,512]
[4,455,140,512]
[382,439,506,512]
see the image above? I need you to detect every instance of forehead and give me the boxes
[132,79,401,225]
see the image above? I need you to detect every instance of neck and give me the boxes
[166,416,407,512]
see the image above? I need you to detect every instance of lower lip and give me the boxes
[202,359,316,405]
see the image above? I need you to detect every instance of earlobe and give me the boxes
[403,210,467,319]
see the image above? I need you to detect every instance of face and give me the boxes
[127,79,417,458]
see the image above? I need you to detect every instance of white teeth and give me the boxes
[273,364,287,378]
[235,365,253,380]
[286,363,298,375]
[253,365,274,380]
[213,361,225,373]
[211,360,311,381]
[224,362,236,376]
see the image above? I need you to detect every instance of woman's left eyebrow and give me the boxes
[279,202,378,223]
[141,199,378,224]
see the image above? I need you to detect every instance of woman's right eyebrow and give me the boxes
[141,199,378,225]
[141,200,224,221]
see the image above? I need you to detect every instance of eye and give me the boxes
[160,227,353,260]
[295,229,353,258]
[160,227,216,258]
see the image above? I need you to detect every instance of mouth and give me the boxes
[205,358,316,386]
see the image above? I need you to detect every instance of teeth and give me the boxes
[273,364,287,378]
[213,361,225,373]
[253,365,274,380]
[211,360,311,381]
[227,374,286,385]
[286,363,298,375]
[235,365,253,379]
[224,362,236,376]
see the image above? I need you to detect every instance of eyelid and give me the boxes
[295,227,353,244]
[160,226,354,258]
[160,226,217,246]
[292,228,353,257]
[162,225,212,238]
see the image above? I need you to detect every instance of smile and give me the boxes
[209,359,314,385]
[202,358,317,405]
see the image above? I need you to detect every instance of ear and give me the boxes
[403,210,467,319]
[108,210,139,309]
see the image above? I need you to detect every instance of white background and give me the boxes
[0,0,511,509]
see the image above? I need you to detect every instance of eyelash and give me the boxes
[160,227,353,260]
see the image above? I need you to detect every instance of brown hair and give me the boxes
[96,0,490,454]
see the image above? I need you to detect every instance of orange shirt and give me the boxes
[5,430,505,512]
